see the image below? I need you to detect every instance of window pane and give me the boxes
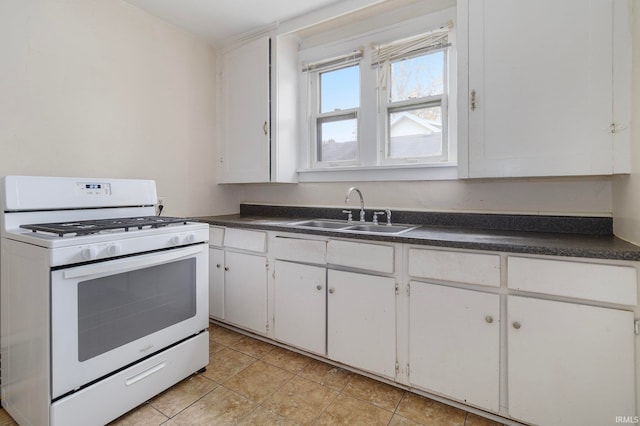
[390,51,443,102]
[318,118,358,162]
[389,106,442,158]
[320,65,359,113]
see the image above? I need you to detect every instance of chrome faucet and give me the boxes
[345,187,366,222]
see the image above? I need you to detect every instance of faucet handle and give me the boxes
[385,209,392,226]
[342,210,353,223]
[372,211,386,225]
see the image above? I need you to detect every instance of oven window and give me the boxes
[77,258,196,362]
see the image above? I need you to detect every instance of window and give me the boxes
[317,65,360,164]
[376,34,449,163]
[298,8,456,181]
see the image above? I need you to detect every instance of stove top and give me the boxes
[21,216,190,237]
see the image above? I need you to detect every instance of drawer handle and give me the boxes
[485,315,494,324]
[125,361,166,386]
[512,321,521,330]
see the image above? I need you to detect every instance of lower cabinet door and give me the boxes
[409,282,500,412]
[508,296,636,426]
[327,269,396,378]
[273,260,326,355]
[224,251,268,334]
[208,248,225,319]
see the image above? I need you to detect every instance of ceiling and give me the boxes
[124,0,348,46]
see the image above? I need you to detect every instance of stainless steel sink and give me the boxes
[290,219,351,230]
[344,224,418,234]
[290,219,418,235]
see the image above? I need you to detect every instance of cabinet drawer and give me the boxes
[408,248,500,287]
[327,240,394,273]
[508,257,637,306]
[273,237,326,264]
[209,226,225,247]
[223,228,267,253]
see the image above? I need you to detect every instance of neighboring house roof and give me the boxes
[389,112,441,136]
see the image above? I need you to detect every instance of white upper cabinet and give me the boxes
[218,34,298,183]
[219,36,270,183]
[458,0,631,178]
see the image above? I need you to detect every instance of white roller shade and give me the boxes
[371,22,452,68]
[302,48,363,73]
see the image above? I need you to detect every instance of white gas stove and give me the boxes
[1,176,209,426]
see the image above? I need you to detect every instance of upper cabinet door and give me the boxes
[458,0,630,178]
[220,36,270,183]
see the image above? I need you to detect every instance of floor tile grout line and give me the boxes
[310,382,342,424]
[150,372,222,421]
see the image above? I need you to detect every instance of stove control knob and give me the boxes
[81,247,97,260]
[170,235,181,246]
[106,244,121,256]
[185,234,196,243]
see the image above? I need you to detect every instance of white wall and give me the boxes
[241,177,612,216]
[240,2,621,218]
[613,4,640,244]
[0,0,241,217]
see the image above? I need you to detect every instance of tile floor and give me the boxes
[0,323,505,425]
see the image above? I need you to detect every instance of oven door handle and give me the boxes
[63,245,204,280]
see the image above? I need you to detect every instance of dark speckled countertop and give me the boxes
[194,204,640,261]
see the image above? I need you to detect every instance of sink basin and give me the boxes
[290,219,351,230]
[344,224,417,234]
[290,219,419,235]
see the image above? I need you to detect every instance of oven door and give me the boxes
[50,243,208,399]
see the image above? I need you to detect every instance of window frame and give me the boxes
[309,63,361,168]
[379,48,449,165]
[296,7,457,182]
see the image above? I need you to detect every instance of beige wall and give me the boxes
[1,0,629,221]
[613,3,640,244]
[0,0,241,217]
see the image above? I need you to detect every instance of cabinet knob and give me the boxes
[316,285,323,291]
[263,121,268,136]
[224,266,229,271]
[216,263,221,268]
[328,288,335,294]
[485,315,494,324]
[512,321,521,330]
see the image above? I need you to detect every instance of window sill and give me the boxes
[296,163,458,182]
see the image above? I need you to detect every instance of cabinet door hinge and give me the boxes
[266,322,270,332]
[395,361,400,375]
[406,363,410,379]
[406,282,410,296]
[395,283,399,295]
[635,320,639,335]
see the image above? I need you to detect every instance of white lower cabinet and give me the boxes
[273,260,326,355]
[208,227,640,425]
[208,247,225,319]
[507,295,636,426]
[409,282,500,412]
[327,269,396,378]
[224,251,268,334]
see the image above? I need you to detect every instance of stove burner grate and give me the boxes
[21,216,190,237]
